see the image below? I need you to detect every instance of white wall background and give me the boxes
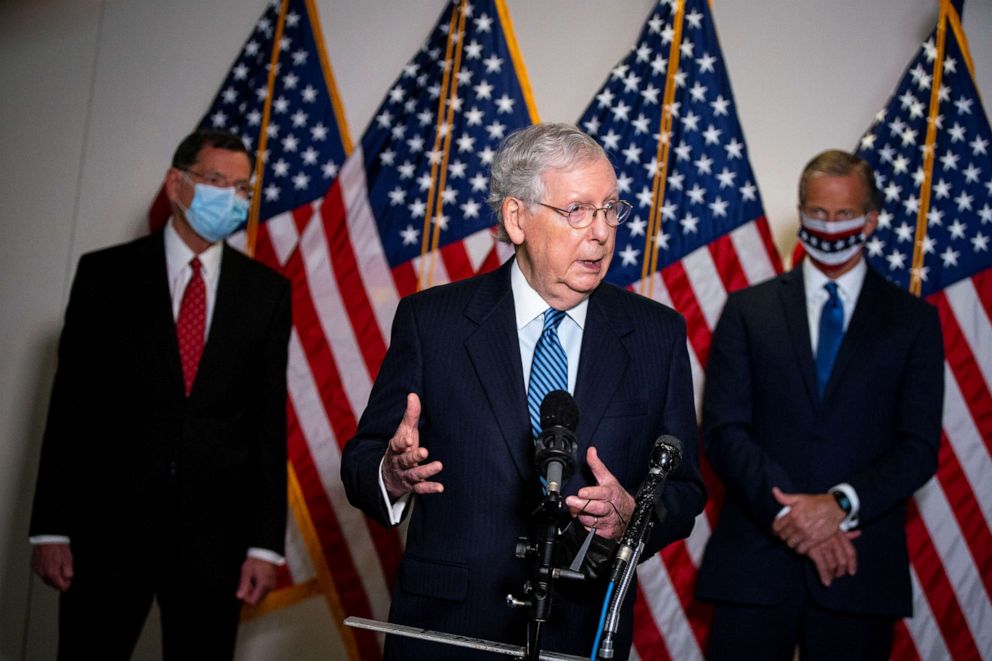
[1,1,989,659]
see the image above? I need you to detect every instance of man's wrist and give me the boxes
[830,489,853,515]
[829,483,860,531]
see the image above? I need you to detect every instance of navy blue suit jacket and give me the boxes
[695,264,944,618]
[341,258,706,659]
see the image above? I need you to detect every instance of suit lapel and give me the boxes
[143,233,186,393]
[192,244,244,397]
[464,261,533,483]
[822,265,885,400]
[573,285,631,463]
[778,268,819,407]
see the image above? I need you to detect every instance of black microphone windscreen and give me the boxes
[652,435,683,471]
[539,390,579,432]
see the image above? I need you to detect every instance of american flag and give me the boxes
[152,0,536,658]
[148,0,369,651]
[577,0,781,658]
[852,1,992,657]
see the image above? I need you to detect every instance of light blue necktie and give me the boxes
[528,308,568,438]
[816,282,844,397]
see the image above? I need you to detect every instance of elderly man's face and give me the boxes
[505,156,617,309]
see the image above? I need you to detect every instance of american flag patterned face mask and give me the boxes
[798,213,868,266]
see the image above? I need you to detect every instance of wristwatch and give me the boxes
[830,489,853,516]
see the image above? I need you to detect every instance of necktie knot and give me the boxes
[190,256,202,276]
[543,308,566,333]
[824,281,840,306]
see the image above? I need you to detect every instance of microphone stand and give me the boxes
[509,424,584,661]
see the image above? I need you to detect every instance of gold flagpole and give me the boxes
[642,0,687,299]
[418,2,465,290]
[246,0,291,258]
[426,1,471,287]
[909,0,950,296]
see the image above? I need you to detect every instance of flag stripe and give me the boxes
[935,291,992,460]
[321,185,389,383]
[935,433,992,602]
[660,261,714,369]
[278,236,403,609]
[284,337,391,616]
[707,234,748,295]
[659,541,708,649]
[907,496,982,660]
[681,246,728,332]
[973,269,992,323]
[284,397,382,660]
[729,220,780,285]
[632,582,671,661]
[916,471,992,646]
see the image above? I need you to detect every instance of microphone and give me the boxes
[596,435,682,659]
[533,390,579,494]
[618,435,682,550]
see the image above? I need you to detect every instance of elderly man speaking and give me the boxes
[342,123,705,660]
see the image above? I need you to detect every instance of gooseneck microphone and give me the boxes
[595,435,683,660]
[533,390,579,494]
[618,435,682,550]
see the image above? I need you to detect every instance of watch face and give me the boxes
[832,490,852,514]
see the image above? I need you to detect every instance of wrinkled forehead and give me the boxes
[540,155,617,190]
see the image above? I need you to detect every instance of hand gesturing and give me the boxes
[381,393,443,502]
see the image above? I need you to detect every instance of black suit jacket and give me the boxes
[696,264,944,618]
[30,232,291,583]
[341,259,706,659]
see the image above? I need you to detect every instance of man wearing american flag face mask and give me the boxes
[696,150,945,659]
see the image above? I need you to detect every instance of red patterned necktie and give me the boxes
[177,257,205,396]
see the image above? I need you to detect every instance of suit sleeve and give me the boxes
[30,255,102,538]
[341,296,424,528]
[247,276,291,553]
[645,314,707,554]
[702,294,801,528]
[848,302,943,524]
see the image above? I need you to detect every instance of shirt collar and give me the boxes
[803,254,867,303]
[510,259,589,329]
[164,217,223,282]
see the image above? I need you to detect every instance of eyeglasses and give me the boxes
[182,169,253,199]
[534,200,633,229]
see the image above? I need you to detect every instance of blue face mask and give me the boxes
[180,181,249,243]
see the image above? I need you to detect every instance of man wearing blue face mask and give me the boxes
[29,130,292,660]
[696,150,944,659]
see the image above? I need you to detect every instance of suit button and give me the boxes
[169,461,177,476]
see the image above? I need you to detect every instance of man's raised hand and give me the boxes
[381,393,443,502]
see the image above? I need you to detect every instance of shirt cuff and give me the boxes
[379,456,411,526]
[30,535,71,545]
[830,482,860,531]
[247,548,286,566]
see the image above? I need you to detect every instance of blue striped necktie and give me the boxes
[815,282,844,397]
[528,308,568,438]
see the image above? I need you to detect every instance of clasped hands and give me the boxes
[382,394,633,540]
[771,486,860,587]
